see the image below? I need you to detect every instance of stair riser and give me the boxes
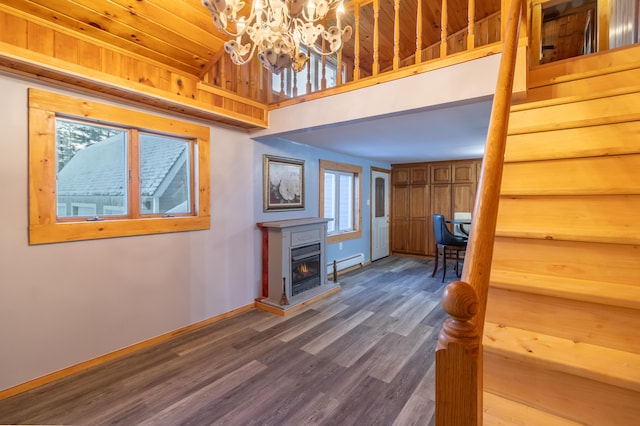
[501,154,640,196]
[509,91,640,133]
[504,121,640,162]
[526,67,640,102]
[491,237,639,288]
[486,287,640,354]
[528,44,640,85]
[496,195,640,245]
[484,352,640,425]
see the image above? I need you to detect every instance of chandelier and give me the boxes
[201,0,353,74]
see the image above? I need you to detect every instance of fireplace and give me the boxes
[291,243,321,296]
[256,218,340,313]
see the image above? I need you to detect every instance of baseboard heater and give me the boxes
[327,253,365,275]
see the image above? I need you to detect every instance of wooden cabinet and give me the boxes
[392,159,481,257]
[391,164,429,255]
[392,164,428,185]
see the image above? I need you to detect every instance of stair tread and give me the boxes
[490,269,640,310]
[483,391,582,425]
[484,322,640,393]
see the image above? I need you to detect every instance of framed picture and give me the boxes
[263,155,305,211]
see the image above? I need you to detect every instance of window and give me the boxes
[28,89,210,244]
[319,160,362,243]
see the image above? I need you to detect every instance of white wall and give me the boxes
[254,53,502,136]
[0,73,257,391]
[0,53,501,391]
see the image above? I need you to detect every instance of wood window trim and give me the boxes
[319,159,362,244]
[28,88,210,245]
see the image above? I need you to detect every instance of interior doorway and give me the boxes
[371,168,390,261]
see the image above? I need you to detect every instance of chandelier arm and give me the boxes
[228,42,259,66]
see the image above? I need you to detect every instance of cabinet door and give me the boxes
[392,219,409,252]
[452,182,476,214]
[392,167,410,185]
[392,185,410,218]
[391,185,410,253]
[410,166,429,185]
[408,219,427,254]
[429,184,452,255]
[452,162,476,183]
[409,185,429,255]
[431,164,451,184]
[410,185,428,219]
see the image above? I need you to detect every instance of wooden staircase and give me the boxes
[482,45,640,425]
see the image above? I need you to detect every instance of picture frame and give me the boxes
[263,155,305,211]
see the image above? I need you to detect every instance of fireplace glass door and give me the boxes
[291,243,321,296]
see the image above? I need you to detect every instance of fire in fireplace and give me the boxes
[291,243,321,296]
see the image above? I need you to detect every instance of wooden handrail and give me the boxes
[434,0,524,424]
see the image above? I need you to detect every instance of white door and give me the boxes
[371,169,390,261]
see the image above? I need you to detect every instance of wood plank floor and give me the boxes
[0,256,455,425]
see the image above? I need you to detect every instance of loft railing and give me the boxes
[433,0,523,423]
[199,0,505,105]
[199,0,640,108]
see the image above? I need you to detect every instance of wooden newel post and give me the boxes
[436,280,481,426]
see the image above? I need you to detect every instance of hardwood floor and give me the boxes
[0,256,455,425]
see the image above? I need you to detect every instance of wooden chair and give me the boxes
[431,214,468,282]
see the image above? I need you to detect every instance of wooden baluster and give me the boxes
[321,39,327,89]
[468,0,476,50]
[337,49,343,85]
[415,0,423,64]
[293,69,298,97]
[436,281,480,425]
[250,58,257,100]
[220,55,227,90]
[306,53,312,94]
[373,0,380,75]
[354,4,361,80]
[235,62,242,95]
[279,69,285,99]
[393,0,400,70]
[440,0,448,58]
[530,0,542,65]
[597,0,609,52]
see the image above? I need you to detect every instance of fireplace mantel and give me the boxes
[256,217,331,229]
[256,218,340,314]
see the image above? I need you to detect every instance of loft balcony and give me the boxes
[0,0,637,130]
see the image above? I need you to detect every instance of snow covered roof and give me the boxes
[57,134,187,197]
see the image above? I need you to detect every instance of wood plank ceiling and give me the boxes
[0,0,226,77]
[1,0,500,81]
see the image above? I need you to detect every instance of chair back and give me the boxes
[433,214,467,246]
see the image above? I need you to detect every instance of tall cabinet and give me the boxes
[391,159,481,257]
[391,164,429,255]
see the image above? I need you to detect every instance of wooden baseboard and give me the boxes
[0,302,255,400]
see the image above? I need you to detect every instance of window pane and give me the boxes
[56,119,127,218]
[324,172,336,233]
[139,134,191,215]
[375,177,385,217]
[339,174,353,231]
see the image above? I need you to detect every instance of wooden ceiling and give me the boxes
[0,0,226,77]
[1,0,500,80]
